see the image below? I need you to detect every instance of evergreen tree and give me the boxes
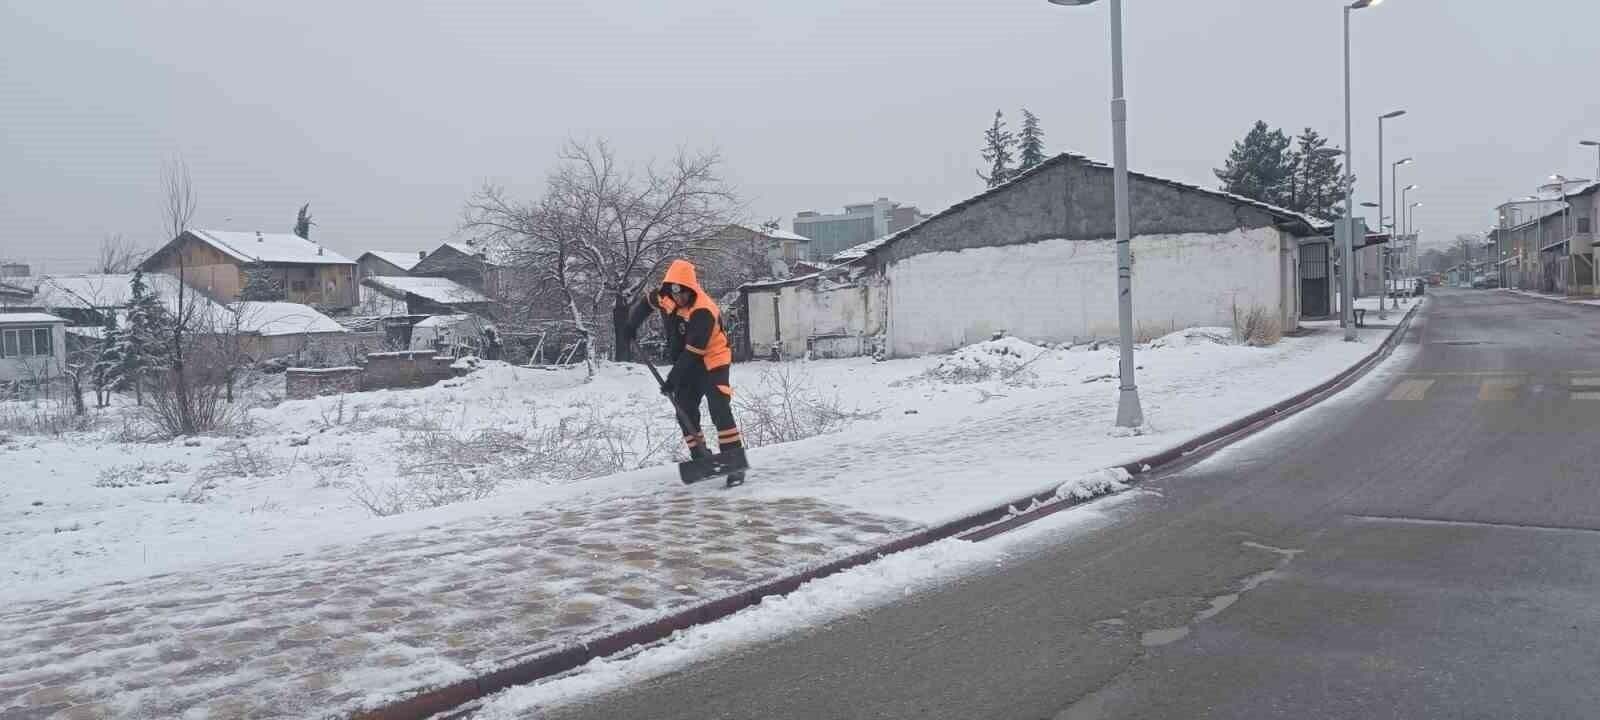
[91,313,122,407]
[978,110,1016,188]
[1017,109,1046,171]
[120,270,171,403]
[239,262,286,301]
[1286,127,1344,219]
[1214,121,1295,207]
[294,203,314,239]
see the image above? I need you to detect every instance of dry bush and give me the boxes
[140,363,240,439]
[1232,305,1283,347]
[198,440,282,481]
[734,365,879,446]
[94,460,190,488]
[349,401,678,517]
[0,391,96,437]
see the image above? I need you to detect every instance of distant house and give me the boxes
[741,152,1330,360]
[361,275,492,317]
[411,242,507,295]
[139,229,359,309]
[0,281,31,305]
[231,301,350,359]
[19,274,232,340]
[0,313,67,383]
[356,250,427,280]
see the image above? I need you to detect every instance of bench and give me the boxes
[1353,308,1367,327]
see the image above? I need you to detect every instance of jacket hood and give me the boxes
[661,259,705,296]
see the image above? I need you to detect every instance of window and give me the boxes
[291,280,308,292]
[1579,217,1591,234]
[0,327,52,358]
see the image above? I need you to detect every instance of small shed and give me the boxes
[232,301,350,359]
[0,313,68,383]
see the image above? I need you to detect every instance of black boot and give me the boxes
[719,445,748,487]
[690,445,712,462]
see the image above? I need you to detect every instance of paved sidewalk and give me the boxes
[0,493,917,719]
[1499,287,1600,307]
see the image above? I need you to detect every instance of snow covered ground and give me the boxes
[3,317,1403,603]
[0,309,1414,718]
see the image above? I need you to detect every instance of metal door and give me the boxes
[1300,242,1331,318]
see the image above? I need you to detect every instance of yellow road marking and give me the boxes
[1387,379,1435,401]
[1479,378,1521,402]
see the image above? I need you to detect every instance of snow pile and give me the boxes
[918,337,1049,384]
[1149,326,1234,349]
[1056,467,1133,501]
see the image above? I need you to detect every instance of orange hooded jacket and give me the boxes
[654,259,732,370]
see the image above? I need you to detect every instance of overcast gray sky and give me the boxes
[4,0,1599,272]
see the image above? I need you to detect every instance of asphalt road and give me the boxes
[534,289,1600,720]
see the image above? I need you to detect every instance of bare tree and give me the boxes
[95,234,144,274]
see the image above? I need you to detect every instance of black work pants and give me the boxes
[673,364,741,452]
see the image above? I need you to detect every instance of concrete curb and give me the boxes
[351,304,1421,720]
[1496,288,1600,309]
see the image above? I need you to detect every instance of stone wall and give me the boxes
[285,366,362,399]
[284,351,459,399]
[360,351,456,391]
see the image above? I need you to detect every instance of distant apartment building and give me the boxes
[793,198,929,261]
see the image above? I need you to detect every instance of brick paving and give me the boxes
[0,493,918,719]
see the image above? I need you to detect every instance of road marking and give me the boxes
[1399,371,1526,377]
[1572,392,1600,401]
[1386,379,1435,401]
[1478,378,1520,402]
[1570,376,1600,388]
[1349,514,1600,535]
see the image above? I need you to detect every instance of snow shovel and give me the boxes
[634,344,748,485]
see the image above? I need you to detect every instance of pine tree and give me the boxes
[91,313,122,407]
[294,203,314,239]
[120,270,171,403]
[1214,121,1295,207]
[1286,128,1344,219]
[978,110,1016,188]
[239,262,286,301]
[1017,109,1046,171]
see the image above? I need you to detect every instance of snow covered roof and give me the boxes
[29,273,230,317]
[413,313,484,329]
[231,302,347,336]
[844,153,1333,263]
[185,229,356,265]
[361,251,425,272]
[0,280,29,298]
[740,224,812,243]
[0,312,65,324]
[362,275,490,305]
[424,240,514,267]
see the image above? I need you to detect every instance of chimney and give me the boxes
[317,246,324,256]
[419,250,427,259]
[256,231,263,242]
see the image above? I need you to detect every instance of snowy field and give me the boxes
[3,318,1397,605]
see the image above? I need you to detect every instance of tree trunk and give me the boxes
[611,296,633,364]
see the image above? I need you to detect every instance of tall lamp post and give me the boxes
[1376,110,1406,317]
[1390,157,1412,296]
[1342,0,1386,341]
[1048,0,1142,428]
[1581,140,1600,182]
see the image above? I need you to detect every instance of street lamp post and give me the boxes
[1048,0,1142,428]
[1376,110,1406,317]
[1390,157,1412,299]
[1581,140,1600,182]
[1342,0,1384,341]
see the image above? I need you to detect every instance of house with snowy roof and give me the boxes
[0,312,67,383]
[139,229,359,310]
[360,275,492,317]
[356,250,427,280]
[410,242,509,295]
[739,152,1332,360]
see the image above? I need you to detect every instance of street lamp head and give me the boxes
[1349,0,1382,8]
[1411,202,1423,208]
[1381,109,1407,120]
[1581,140,1600,147]
[1360,202,1380,208]
[1046,0,1098,5]
[1394,157,1413,167]
[1404,184,1419,191]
